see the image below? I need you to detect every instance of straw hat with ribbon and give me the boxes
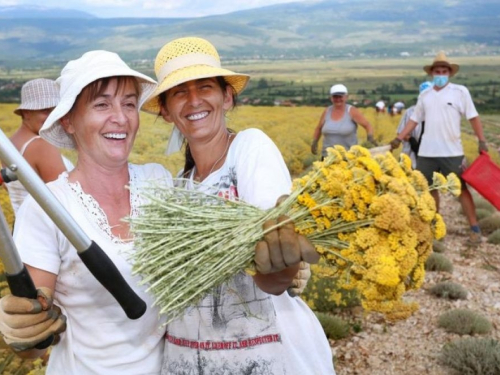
[142,37,250,155]
[423,51,459,77]
[14,78,59,116]
[40,50,157,149]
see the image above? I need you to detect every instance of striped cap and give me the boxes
[14,78,59,116]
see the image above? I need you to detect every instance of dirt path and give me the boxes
[331,194,500,375]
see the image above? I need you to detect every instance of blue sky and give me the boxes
[0,0,309,18]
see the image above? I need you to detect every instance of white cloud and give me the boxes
[0,0,21,5]
[83,0,139,6]
[0,0,306,18]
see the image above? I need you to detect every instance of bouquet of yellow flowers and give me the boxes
[129,145,460,324]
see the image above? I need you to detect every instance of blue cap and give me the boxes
[419,81,433,93]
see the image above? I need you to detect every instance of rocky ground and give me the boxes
[330,193,500,375]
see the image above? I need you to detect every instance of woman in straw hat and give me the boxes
[143,36,335,375]
[311,83,376,160]
[0,50,172,374]
[4,78,74,215]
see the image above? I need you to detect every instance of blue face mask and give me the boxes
[433,75,449,88]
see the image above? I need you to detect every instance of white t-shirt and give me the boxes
[410,83,478,157]
[14,163,173,375]
[163,129,335,375]
[397,105,422,168]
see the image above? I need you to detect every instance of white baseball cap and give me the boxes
[329,84,348,95]
[40,50,157,149]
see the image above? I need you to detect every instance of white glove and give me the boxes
[0,287,66,351]
[287,261,311,297]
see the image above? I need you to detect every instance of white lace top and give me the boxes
[63,165,140,245]
[14,163,173,375]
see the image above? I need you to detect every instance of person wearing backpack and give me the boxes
[395,81,433,168]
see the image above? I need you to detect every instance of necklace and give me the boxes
[194,133,233,182]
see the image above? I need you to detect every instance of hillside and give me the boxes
[1,0,500,64]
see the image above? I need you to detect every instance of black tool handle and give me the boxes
[5,267,54,349]
[78,241,146,320]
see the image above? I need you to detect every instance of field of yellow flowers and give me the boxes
[0,102,499,373]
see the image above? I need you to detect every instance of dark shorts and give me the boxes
[417,156,466,188]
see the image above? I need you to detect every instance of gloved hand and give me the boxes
[311,139,319,155]
[0,287,66,352]
[389,137,402,150]
[287,261,311,297]
[478,140,488,153]
[367,134,378,146]
[254,215,319,274]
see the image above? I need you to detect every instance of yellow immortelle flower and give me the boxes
[357,157,383,180]
[341,209,357,222]
[131,145,452,325]
[349,145,372,158]
[365,255,400,287]
[354,227,381,249]
[446,173,462,197]
[297,192,317,210]
[416,193,437,223]
[399,153,413,174]
[433,213,447,240]
[432,172,447,187]
[410,170,429,192]
[370,194,411,232]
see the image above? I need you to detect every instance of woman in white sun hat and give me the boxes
[143,36,335,375]
[0,50,173,374]
[311,83,376,159]
[4,78,74,215]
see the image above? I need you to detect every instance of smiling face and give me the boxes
[61,77,140,168]
[160,77,233,143]
[330,94,347,107]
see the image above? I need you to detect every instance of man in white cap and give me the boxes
[4,79,73,214]
[391,51,488,246]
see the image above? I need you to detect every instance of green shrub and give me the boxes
[425,253,453,273]
[473,197,496,213]
[302,265,360,312]
[433,240,447,253]
[478,214,500,236]
[315,312,351,340]
[487,229,500,245]
[429,282,468,300]
[440,337,500,375]
[476,208,494,221]
[438,309,492,335]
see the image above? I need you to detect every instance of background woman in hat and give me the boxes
[143,36,335,375]
[311,83,376,159]
[3,78,74,215]
[391,51,488,246]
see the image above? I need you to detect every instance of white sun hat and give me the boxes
[40,50,157,149]
[14,78,59,116]
[329,84,348,95]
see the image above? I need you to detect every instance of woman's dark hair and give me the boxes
[158,76,238,177]
[77,76,141,106]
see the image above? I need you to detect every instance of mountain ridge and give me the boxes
[0,0,499,65]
